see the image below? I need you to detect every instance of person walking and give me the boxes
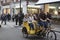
[15,14,18,25]
[1,14,7,25]
[12,14,15,22]
[18,11,24,26]
[7,14,11,21]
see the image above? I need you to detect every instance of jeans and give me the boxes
[29,23,34,30]
[38,21,48,28]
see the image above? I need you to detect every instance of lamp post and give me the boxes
[26,0,29,13]
[20,0,21,13]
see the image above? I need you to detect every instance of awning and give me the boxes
[2,5,10,8]
[36,0,60,5]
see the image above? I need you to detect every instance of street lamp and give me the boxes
[20,0,21,13]
[26,0,29,13]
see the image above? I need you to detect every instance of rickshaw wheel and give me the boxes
[22,27,28,38]
[0,25,1,28]
[47,30,57,40]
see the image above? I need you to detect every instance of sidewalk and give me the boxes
[0,21,60,31]
[0,21,60,40]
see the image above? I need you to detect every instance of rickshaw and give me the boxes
[22,20,57,40]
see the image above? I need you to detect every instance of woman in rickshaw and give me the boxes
[28,14,35,30]
[23,14,35,30]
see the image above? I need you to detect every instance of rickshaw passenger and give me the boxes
[28,14,34,30]
[47,12,52,26]
[23,14,28,22]
[33,13,38,21]
[47,12,52,23]
[38,11,48,28]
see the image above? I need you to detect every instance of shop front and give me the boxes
[14,3,22,14]
[14,1,41,15]
[36,0,60,15]
[2,5,10,14]
[27,5,41,14]
[36,0,60,24]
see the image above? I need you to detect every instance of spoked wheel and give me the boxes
[22,27,28,38]
[47,30,57,40]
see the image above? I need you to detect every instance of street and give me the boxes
[0,21,60,40]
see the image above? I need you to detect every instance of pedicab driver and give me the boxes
[38,10,48,28]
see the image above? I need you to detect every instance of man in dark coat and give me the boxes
[7,14,11,21]
[15,14,18,25]
[12,14,15,22]
[18,11,24,26]
[1,14,7,25]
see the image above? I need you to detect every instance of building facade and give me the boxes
[0,0,41,15]
[36,0,60,16]
[1,0,60,16]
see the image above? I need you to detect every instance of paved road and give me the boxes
[0,21,60,40]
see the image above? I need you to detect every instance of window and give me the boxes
[3,0,5,3]
[5,0,7,3]
[14,0,16,2]
[0,6,1,10]
[16,0,20,2]
[1,1,3,4]
[16,0,18,2]
[18,0,20,1]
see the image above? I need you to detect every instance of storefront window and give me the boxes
[3,8,10,14]
[27,7,39,14]
[7,8,10,14]
[4,9,6,14]
[58,9,60,15]
[16,8,20,14]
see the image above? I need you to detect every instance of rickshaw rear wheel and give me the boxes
[47,30,57,40]
[22,27,28,38]
[0,25,1,28]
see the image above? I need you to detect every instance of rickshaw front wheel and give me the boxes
[47,30,57,40]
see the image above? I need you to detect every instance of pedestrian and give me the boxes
[18,11,24,26]
[1,14,7,25]
[12,14,15,22]
[7,13,11,21]
[15,14,18,25]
